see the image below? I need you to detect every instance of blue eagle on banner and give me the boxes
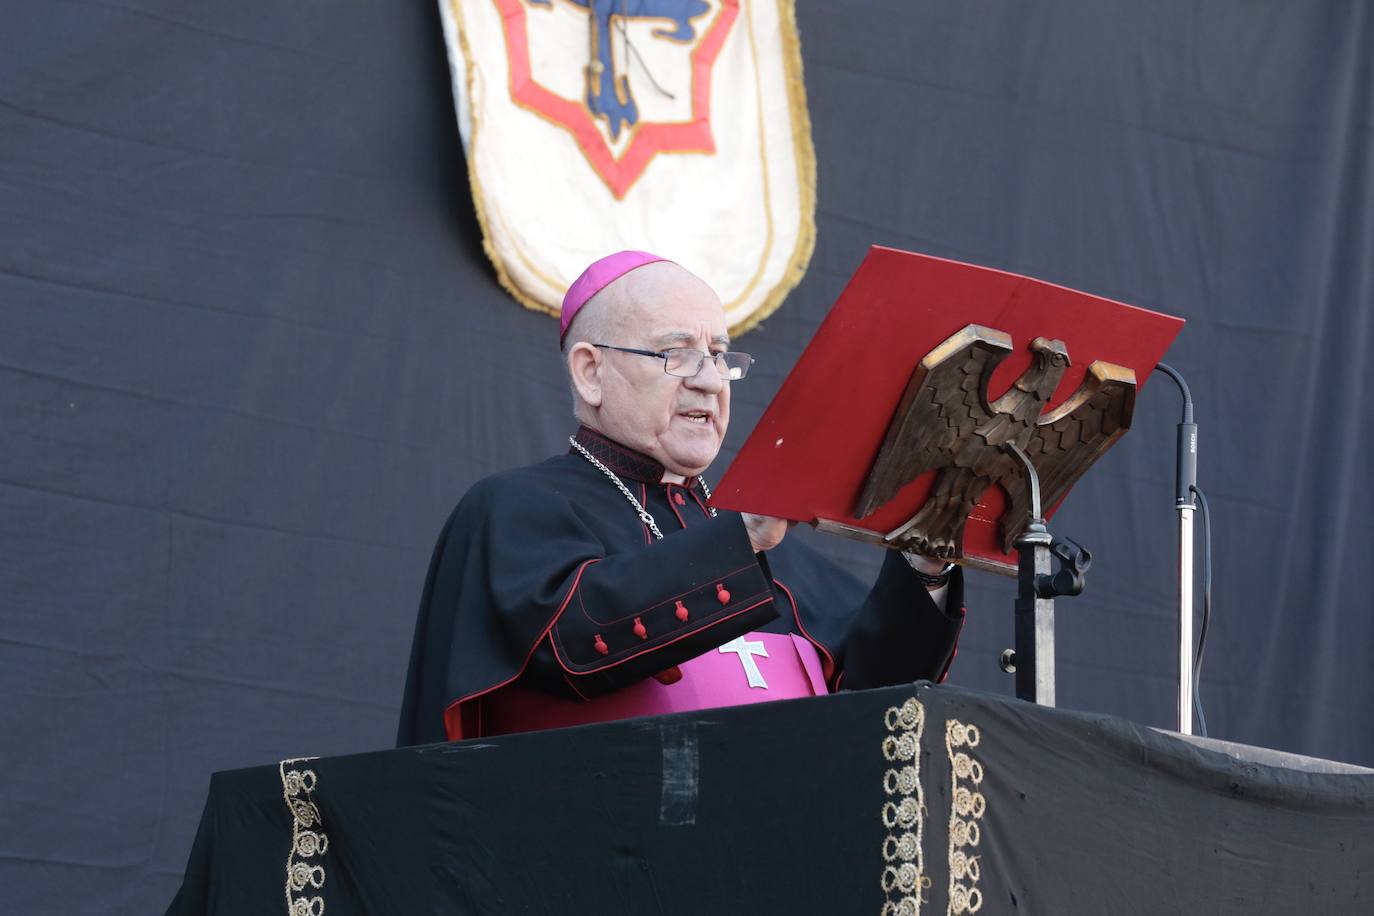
[527,0,711,139]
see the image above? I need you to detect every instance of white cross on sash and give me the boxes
[718,636,770,689]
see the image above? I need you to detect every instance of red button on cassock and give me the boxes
[633,617,648,640]
[716,583,731,605]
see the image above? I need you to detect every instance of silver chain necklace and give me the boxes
[569,436,717,541]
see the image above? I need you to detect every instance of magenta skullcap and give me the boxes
[560,250,670,345]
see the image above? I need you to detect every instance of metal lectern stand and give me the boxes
[999,443,1092,706]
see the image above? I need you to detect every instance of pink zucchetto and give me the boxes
[560,250,670,345]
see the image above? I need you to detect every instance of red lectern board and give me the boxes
[711,247,1185,573]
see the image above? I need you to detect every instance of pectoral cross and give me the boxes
[718,636,769,689]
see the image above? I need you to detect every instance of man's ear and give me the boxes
[567,342,604,409]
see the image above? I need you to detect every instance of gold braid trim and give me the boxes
[945,721,986,915]
[727,0,817,338]
[445,0,546,319]
[280,757,328,916]
[880,697,929,916]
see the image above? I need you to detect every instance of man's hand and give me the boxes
[742,513,793,553]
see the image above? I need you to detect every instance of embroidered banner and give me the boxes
[438,0,816,333]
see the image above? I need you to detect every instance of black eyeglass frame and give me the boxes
[592,344,755,380]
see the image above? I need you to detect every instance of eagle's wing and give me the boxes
[854,325,1013,519]
[997,360,1136,553]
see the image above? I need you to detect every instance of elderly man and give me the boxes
[397,252,965,745]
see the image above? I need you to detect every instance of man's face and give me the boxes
[593,265,731,478]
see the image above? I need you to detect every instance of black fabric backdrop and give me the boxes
[1,1,1370,913]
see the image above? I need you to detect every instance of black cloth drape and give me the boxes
[167,683,1374,915]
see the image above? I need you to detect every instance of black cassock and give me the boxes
[397,427,966,745]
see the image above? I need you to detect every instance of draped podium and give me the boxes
[166,683,1374,915]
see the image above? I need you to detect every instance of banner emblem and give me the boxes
[440,0,816,333]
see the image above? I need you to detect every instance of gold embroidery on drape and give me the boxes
[945,721,986,915]
[881,697,929,915]
[280,758,328,916]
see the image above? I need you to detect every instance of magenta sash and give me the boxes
[479,632,829,736]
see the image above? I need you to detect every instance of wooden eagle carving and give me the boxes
[854,324,1137,558]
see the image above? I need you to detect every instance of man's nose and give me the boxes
[684,355,725,392]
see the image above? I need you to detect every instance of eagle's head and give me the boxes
[1029,337,1071,370]
[1025,337,1071,399]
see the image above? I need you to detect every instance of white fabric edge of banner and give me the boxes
[437,0,473,151]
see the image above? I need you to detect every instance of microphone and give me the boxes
[1154,363,1196,509]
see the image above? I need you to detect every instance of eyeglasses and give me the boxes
[594,345,755,380]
